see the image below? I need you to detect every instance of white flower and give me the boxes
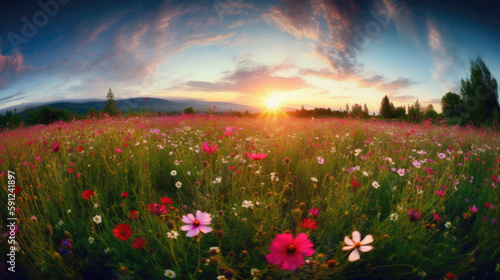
[93,215,102,224]
[88,236,94,244]
[58,220,64,227]
[445,222,452,228]
[418,270,427,277]
[354,149,362,156]
[67,209,71,214]
[167,230,179,239]
[242,200,254,208]
[164,269,176,278]
[187,171,191,176]
[104,248,110,254]
[342,231,373,261]
[94,203,99,208]
[372,181,380,189]
[217,276,226,280]
[311,177,318,182]
[175,181,182,189]
[363,171,370,177]
[210,247,220,253]
[215,177,222,184]
[390,213,399,221]
[158,144,164,150]
[170,170,177,176]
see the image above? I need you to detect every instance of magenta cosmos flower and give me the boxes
[181,210,212,237]
[266,233,315,271]
[342,231,373,262]
[202,142,217,154]
[245,153,269,161]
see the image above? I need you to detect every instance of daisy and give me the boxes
[175,181,182,188]
[170,170,177,176]
[164,269,176,278]
[390,213,399,221]
[167,230,179,239]
[342,231,373,261]
[93,215,102,224]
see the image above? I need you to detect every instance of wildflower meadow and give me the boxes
[1,114,499,279]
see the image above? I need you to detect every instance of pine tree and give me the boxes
[363,103,369,116]
[379,95,392,118]
[103,88,120,116]
[346,103,349,114]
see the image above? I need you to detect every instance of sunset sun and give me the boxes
[266,96,281,109]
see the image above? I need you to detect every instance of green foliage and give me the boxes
[423,104,438,119]
[25,106,75,125]
[441,92,462,118]
[379,95,392,118]
[183,107,196,115]
[103,88,120,116]
[350,104,364,118]
[459,56,499,125]
[0,110,22,129]
[393,106,406,119]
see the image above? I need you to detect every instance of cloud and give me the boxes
[179,57,309,96]
[264,0,417,94]
[0,90,26,103]
[427,19,464,91]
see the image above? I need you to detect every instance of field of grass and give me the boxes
[1,114,499,279]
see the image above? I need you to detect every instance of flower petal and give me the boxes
[186,227,200,237]
[361,234,373,245]
[352,231,361,243]
[342,245,354,251]
[344,236,354,246]
[199,225,212,234]
[348,248,360,262]
[359,245,373,252]
[180,225,194,231]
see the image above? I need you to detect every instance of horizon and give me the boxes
[1,0,500,113]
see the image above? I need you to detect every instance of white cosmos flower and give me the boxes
[342,231,373,262]
[242,200,254,208]
[93,215,102,224]
[372,181,380,189]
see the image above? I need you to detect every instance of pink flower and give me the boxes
[436,190,444,197]
[51,141,61,152]
[202,142,217,154]
[181,210,212,237]
[433,212,442,221]
[469,205,478,213]
[408,209,422,222]
[146,203,168,217]
[115,148,122,154]
[317,156,325,165]
[266,233,315,271]
[308,207,320,217]
[342,231,373,262]
[245,153,269,161]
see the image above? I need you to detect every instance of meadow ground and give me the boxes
[0,114,499,279]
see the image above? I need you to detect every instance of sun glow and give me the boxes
[266,95,281,109]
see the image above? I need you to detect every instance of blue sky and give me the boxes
[1,0,499,112]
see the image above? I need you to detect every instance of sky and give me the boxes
[1,0,499,113]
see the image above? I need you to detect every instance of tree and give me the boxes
[351,104,363,118]
[363,104,369,116]
[408,99,422,121]
[379,95,392,118]
[346,103,349,114]
[423,104,438,119]
[459,56,499,125]
[441,92,462,118]
[184,107,196,115]
[103,88,120,116]
[393,106,406,118]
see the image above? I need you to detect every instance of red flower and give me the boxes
[68,168,74,173]
[485,203,492,209]
[492,175,498,183]
[445,273,457,280]
[408,209,422,222]
[161,197,173,204]
[146,203,168,217]
[129,210,139,220]
[351,180,360,187]
[77,146,83,153]
[82,189,95,200]
[121,192,129,198]
[51,142,60,152]
[113,224,133,241]
[300,218,318,230]
[13,186,22,194]
[245,153,269,161]
[132,237,146,250]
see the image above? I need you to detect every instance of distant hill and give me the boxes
[2,97,296,116]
